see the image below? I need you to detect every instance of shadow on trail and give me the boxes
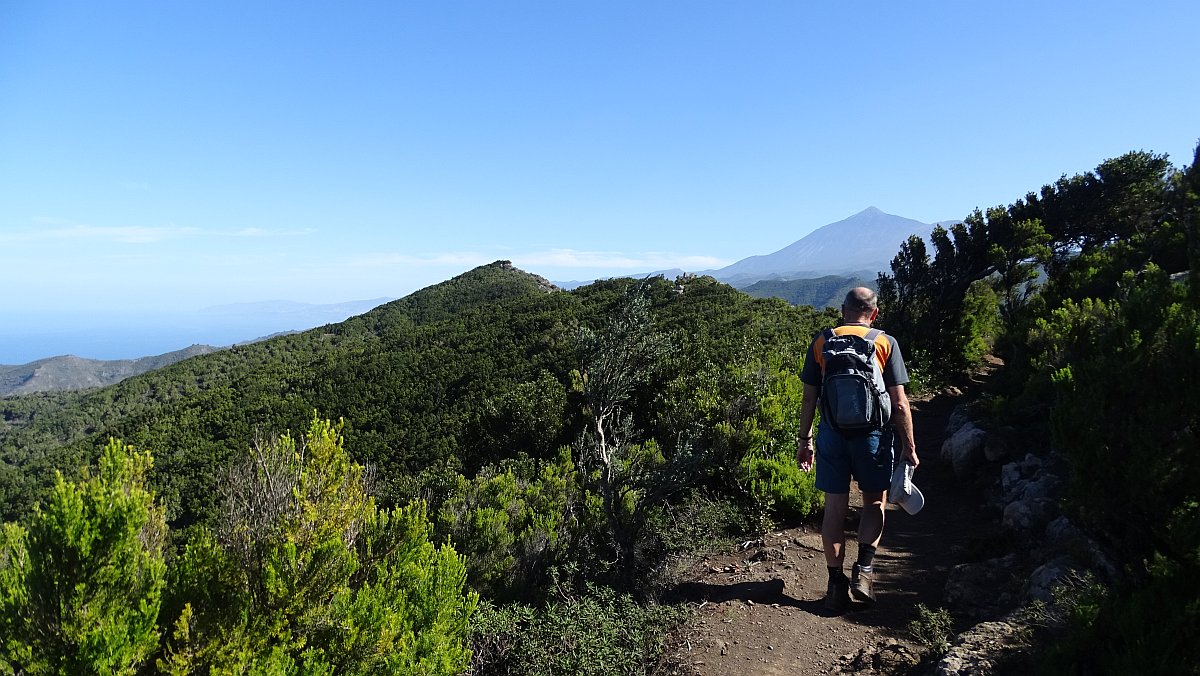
[671,579,806,610]
[672,579,869,619]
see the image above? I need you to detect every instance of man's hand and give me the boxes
[902,444,919,469]
[797,438,814,472]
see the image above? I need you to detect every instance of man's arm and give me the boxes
[888,384,918,468]
[795,383,820,471]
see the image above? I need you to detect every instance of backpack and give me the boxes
[819,327,892,432]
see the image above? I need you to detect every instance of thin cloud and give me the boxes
[347,249,729,272]
[230,227,318,237]
[512,249,730,270]
[349,252,490,268]
[3,223,198,244]
[2,222,317,244]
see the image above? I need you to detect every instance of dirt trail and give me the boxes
[668,389,979,675]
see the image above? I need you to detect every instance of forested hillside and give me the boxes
[0,261,838,672]
[877,145,1200,671]
[740,274,876,309]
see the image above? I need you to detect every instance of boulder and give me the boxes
[984,435,1011,463]
[1002,499,1050,531]
[1018,473,1060,502]
[1024,556,1077,603]
[1044,515,1080,542]
[932,616,1029,676]
[945,404,972,438]
[841,639,921,673]
[941,423,988,478]
[1000,462,1023,496]
[1041,517,1121,583]
[1000,455,1047,499]
[747,547,785,563]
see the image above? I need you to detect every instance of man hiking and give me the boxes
[795,287,919,611]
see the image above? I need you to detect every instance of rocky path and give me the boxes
[668,390,982,675]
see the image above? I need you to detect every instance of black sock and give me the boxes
[828,566,845,582]
[857,544,877,571]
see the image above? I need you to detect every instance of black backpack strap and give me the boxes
[819,328,840,432]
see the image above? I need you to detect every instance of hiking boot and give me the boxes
[824,576,850,612]
[851,563,876,604]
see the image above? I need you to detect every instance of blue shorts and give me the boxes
[814,423,894,494]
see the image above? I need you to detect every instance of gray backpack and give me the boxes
[820,328,892,432]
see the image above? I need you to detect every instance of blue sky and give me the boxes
[2,1,1198,360]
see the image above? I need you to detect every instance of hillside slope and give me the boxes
[739,274,876,308]
[0,262,833,526]
[0,345,220,397]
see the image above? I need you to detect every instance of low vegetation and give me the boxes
[0,419,476,674]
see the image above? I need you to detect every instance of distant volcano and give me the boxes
[710,207,951,285]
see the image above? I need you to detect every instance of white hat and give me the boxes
[888,461,924,515]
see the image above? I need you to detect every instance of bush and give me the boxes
[159,417,478,674]
[469,585,689,676]
[1035,561,1200,675]
[0,420,479,675]
[436,449,580,601]
[0,440,166,675]
[907,604,954,657]
[738,447,822,524]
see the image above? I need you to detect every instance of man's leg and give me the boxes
[821,492,851,611]
[814,427,853,612]
[822,492,851,568]
[852,490,885,604]
[858,490,885,548]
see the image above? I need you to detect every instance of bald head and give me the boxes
[842,287,879,323]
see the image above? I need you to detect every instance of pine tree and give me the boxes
[0,440,167,674]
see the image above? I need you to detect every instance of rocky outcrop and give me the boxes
[926,403,1122,674]
[839,639,922,674]
[930,614,1030,675]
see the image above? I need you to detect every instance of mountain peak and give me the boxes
[712,209,942,284]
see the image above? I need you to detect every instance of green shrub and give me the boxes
[158,418,478,674]
[0,440,167,675]
[1036,561,1200,675]
[436,449,579,601]
[738,447,822,524]
[469,585,689,676]
[907,604,954,657]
